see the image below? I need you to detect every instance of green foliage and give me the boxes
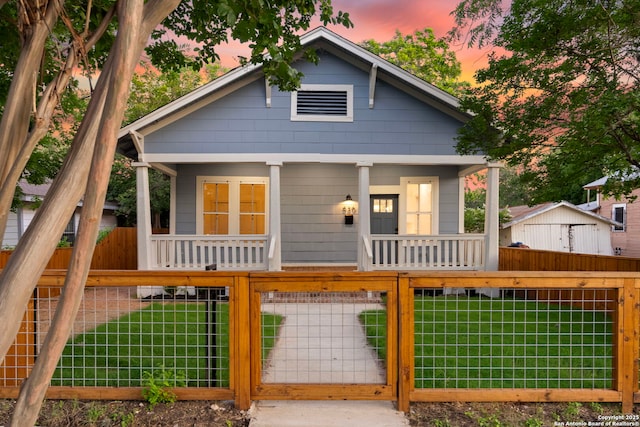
[57,237,72,248]
[463,187,511,233]
[524,417,543,427]
[360,28,470,96]
[124,64,226,125]
[152,0,352,91]
[96,227,113,244]
[450,0,640,201]
[108,155,171,227]
[563,402,582,420]
[141,365,187,408]
[588,402,604,414]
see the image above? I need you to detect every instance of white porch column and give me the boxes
[484,164,501,271]
[169,175,176,233]
[458,176,466,233]
[357,162,372,271]
[133,162,153,270]
[268,162,282,271]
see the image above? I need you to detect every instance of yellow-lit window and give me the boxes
[239,183,266,234]
[198,177,268,235]
[203,183,229,234]
[373,198,394,213]
[406,183,432,234]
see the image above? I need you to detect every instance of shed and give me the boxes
[500,201,617,255]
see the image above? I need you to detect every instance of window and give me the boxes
[291,84,353,122]
[373,198,394,213]
[197,177,268,235]
[612,204,626,232]
[61,216,76,245]
[401,177,439,235]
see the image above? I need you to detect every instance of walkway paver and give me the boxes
[249,302,409,426]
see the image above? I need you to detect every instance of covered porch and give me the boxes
[134,157,500,272]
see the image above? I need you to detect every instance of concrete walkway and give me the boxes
[248,302,409,427]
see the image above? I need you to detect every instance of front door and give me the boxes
[370,195,399,235]
[371,195,398,265]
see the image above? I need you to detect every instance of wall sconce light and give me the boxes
[343,194,356,224]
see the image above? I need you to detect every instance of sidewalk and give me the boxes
[249,400,409,427]
[248,302,409,427]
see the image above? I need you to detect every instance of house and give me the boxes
[116,27,500,274]
[500,201,617,255]
[581,177,640,257]
[2,181,119,248]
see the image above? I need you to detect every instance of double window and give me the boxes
[197,177,268,235]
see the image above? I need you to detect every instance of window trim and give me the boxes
[612,203,626,232]
[290,84,354,122]
[196,176,269,235]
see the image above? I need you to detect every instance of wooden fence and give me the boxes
[0,227,137,270]
[2,246,640,412]
[0,270,637,414]
[0,228,137,386]
[499,247,640,271]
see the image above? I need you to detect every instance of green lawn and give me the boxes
[360,294,612,389]
[51,302,282,388]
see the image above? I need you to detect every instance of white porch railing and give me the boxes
[150,235,268,270]
[367,234,485,270]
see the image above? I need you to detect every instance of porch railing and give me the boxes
[369,234,485,270]
[150,234,268,270]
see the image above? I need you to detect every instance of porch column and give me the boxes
[484,164,501,271]
[268,162,282,271]
[357,162,372,271]
[133,162,153,270]
[169,175,176,233]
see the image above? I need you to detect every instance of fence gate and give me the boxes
[249,272,398,401]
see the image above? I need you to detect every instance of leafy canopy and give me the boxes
[360,28,470,96]
[450,0,640,201]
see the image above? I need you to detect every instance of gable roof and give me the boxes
[502,200,619,229]
[17,180,118,210]
[117,27,470,159]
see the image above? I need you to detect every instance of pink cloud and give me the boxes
[216,0,492,84]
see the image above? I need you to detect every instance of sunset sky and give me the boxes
[215,0,492,84]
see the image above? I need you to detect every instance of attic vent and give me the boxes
[291,84,353,122]
[297,91,347,116]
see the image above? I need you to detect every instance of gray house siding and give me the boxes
[281,164,358,263]
[175,163,460,264]
[144,52,463,157]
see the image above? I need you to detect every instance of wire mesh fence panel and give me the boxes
[413,288,614,389]
[259,292,387,384]
[39,286,231,388]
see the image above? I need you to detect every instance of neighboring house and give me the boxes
[2,181,118,248]
[581,177,640,257]
[500,201,617,255]
[117,27,501,274]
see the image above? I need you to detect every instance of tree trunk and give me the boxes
[6,1,180,424]
[0,0,61,243]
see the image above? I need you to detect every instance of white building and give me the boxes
[500,201,617,255]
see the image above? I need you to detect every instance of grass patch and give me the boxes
[52,302,282,388]
[360,294,612,389]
